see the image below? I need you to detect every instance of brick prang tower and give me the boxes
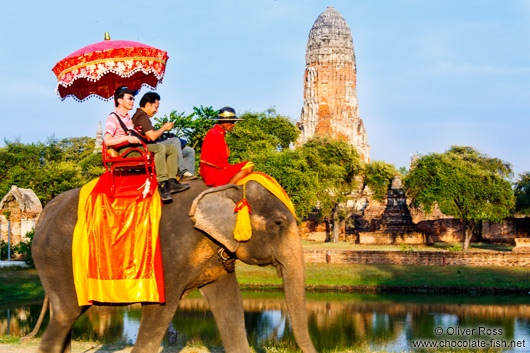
[298,6,370,162]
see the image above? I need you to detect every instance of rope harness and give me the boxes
[217,247,236,272]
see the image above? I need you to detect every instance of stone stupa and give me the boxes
[298,6,370,162]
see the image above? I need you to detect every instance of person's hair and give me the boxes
[140,92,161,108]
[114,93,122,107]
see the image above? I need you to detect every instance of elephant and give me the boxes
[32,178,317,353]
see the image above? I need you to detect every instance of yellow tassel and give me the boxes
[233,199,252,241]
[233,183,252,241]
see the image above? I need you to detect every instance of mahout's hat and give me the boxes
[210,106,244,122]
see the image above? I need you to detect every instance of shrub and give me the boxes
[17,229,35,266]
[400,244,415,252]
[447,244,463,252]
[0,240,17,260]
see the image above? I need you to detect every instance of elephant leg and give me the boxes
[38,293,88,353]
[131,297,181,353]
[63,332,72,353]
[199,272,251,353]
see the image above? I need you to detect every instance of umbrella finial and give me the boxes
[104,32,111,40]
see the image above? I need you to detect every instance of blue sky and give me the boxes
[1,0,529,175]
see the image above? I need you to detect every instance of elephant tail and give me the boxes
[20,293,49,344]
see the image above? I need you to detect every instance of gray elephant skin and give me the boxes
[33,179,317,353]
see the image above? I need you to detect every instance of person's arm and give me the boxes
[104,133,140,146]
[144,122,174,141]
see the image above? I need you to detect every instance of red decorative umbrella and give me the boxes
[52,33,169,102]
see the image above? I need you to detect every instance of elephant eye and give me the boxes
[273,216,287,228]
[267,216,287,234]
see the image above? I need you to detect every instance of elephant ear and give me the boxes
[189,184,243,253]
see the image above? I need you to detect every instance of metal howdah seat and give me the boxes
[102,141,157,198]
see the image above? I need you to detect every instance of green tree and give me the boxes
[251,147,319,218]
[186,106,218,150]
[404,146,514,250]
[154,105,218,151]
[226,108,299,162]
[0,138,61,175]
[514,172,530,215]
[79,152,105,177]
[58,136,96,162]
[299,137,396,242]
[154,106,217,172]
[0,137,103,206]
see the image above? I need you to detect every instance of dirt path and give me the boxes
[0,342,218,353]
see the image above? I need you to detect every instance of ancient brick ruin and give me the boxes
[376,176,415,233]
[358,175,427,245]
[298,6,370,162]
[0,185,42,245]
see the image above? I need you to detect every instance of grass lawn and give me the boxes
[0,267,43,303]
[236,262,530,290]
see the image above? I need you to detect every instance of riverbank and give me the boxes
[0,339,225,353]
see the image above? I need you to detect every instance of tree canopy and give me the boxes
[226,108,300,157]
[404,146,515,250]
[0,137,104,206]
[298,137,397,241]
[154,106,217,151]
[226,109,318,217]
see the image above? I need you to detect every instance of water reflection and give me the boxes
[0,301,43,338]
[2,293,530,351]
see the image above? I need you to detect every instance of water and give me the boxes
[2,292,530,352]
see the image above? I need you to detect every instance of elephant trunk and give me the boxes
[276,226,317,353]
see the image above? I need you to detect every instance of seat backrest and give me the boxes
[101,141,156,197]
[102,141,154,171]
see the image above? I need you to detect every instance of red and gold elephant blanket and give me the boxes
[72,173,165,306]
[233,172,297,242]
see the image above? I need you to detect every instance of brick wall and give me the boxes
[304,249,530,267]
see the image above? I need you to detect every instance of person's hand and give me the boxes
[127,136,141,144]
[163,122,175,131]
